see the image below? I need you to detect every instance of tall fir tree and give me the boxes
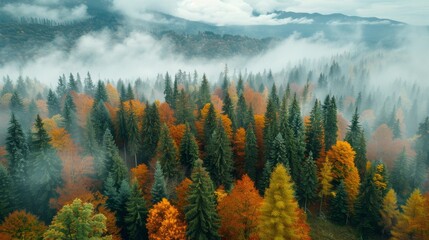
[164,72,174,106]
[305,100,324,159]
[323,96,338,151]
[91,101,114,144]
[62,94,78,138]
[102,129,128,188]
[205,121,234,190]
[125,182,148,240]
[56,75,67,99]
[330,181,348,225]
[185,159,220,240]
[288,94,306,183]
[222,91,237,129]
[94,80,108,104]
[151,161,167,204]
[298,152,318,211]
[379,189,400,237]
[244,124,258,181]
[391,149,410,200]
[47,89,61,117]
[236,93,248,128]
[9,91,24,115]
[179,124,199,177]
[344,108,367,179]
[68,73,78,92]
[0,165,13,221]
[84,72,95,96]
[175,89,195,125]
[127,102,140,167]
[198,74,211,109]
[263,85,279,162]
[204,103,217,149]
[158,124,181,181]
[141,103,161,163]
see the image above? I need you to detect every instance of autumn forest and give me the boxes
[0,56,428,240]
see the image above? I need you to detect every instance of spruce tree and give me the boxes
[164,72,174,106]
[158,124,180,181]
[62,94,78,138]
[179,124,199,177]
[175,89,194,125]
[204,103,217,151]
[298,152,318,211]
[126,83,134,100]
[391,149,410,200]
[288,94,306,183]
[0,165,13,220]
[125,182,148,240]
[205,121,234,190]
[141,103,161,163]
[236,93,248,128]
[305,100,324,159]
[330,181,348,225]
[9,91,24,115]
[126,102,140,167]
[56,75,67,98]
[91,101,114,144]
[151,161,167,204]
[323,96,338,151]
[198,74,211,109]
[47,89,60,117]
[84,72,95,96]
[117,102,128,158]
[68,73,78,92]
[260,133,288,193]
[222,91,237,129]
[344,108,367,179]
[102,129,128,187]
[1,77,13,96]
[94,80,108,104]
[185,159,220,240]
[244,125,258,181]
[263,85,279,161]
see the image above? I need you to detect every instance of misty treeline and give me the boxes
[0,56,428,239]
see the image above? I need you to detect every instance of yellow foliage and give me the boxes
[146,198,186,240]
[380,189,400,236]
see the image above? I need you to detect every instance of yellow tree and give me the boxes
[319,157,334,214]
[258,164,311,240]
[379,189,400,236]
[218,175,263,240]
[233,127,246,177]
[146,198,186,240]
[174,178,192,221]
[391,189,428,240]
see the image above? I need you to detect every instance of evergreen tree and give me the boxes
[288,94,306,183]
[379,189,400,236]
[94,80,108,104]
[141,103,161,163]
[236,93,248,128]
[9,91,24,114]
[164,72,174,106]
[5,114,29,208]
[185,159,220,240]
[84,72,95,96]
[158,124,180,181]
[244,125,258,181]
[151,161,167,204]
[116,180,132,236]
[391,149,411,201]
[125,182,148,240]
[68,73,78,92]
[236,74,244,95]
[1,77,13,96]
[330,181,348,225]
[179,124,199,177]
[102,129,128,187]
[222,91,237,129]
[197,74,211,109]
[323,96,338,151]
[127,102,140,167]
[205,121,234,190]
[56,75,67,98]
[175,89,195,125]
[117,102,128,158]
[344,108,367,179]
[126,83,135,100]
[91,101,114,144]
[16,76,27,98]
[204,103,217,148]
[305,100,324,159]
[47,89,60,117]
[29,115,62,221]
[0,165,13,220]
[298,152,318,211]
[62,94,78,138]
[259,164,310,240]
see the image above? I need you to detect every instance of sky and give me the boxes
[1,0,428,26]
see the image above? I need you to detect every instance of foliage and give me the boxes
[146,198,186,240]
[0,210,46,240]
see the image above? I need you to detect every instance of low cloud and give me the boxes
[2,3,89,23]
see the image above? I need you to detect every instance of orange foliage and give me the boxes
[71,92,94,127]
[174,178,192,220]
[254,115,265,169]
[130,164,152,203]
[243,86,266,115]
[211,94,223,113]
[233,128,246,177]
[220,114,233,141]
[169,124,186,147]
[0,146,7,166]
[337,113,348,141]
[367,124,415,170]
[106,83,120,107]
[159,102,176,127]
[105,102,118,126]
[146,198,187,240]
[0,210,47,240]
[294,208,312,240]
[218,175,262,240]
[123,100,146,120]
[36,100,48,118]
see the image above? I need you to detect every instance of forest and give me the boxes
[0,51,428,240]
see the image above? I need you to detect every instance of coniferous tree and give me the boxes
[9,91,24,115]
[164,72,174,106]
[175,89,195,125]
[391,149,410,200]
[1,77,13,96]
[158,124,181,181]
[305,100,324,159]
[125,182,148,240]
[222,91,237,129]
[288,94,306,183]
[379,189,400,237]
[0,165,13,220]
[330,181,348,225]
[141,103,161,163]
[29,115,62,221]
[94,80,108,104]
[198,74,211,109]
[323,96,338,151]
[236,93,248,128]
[411,117,429,189]
[204,103,217,150]
[47,89,60,117]
[151,161,167,204]
[205,121,234,190]
[244,125,258,181]
[260,133,288,193]
[56,75,67,98]
[62,94,78,138]
[117,102,128,158]
[68,73,78,92]
[344,108,367,179]
[180,124,199,177]
[91,101,114,144]
[236,74,244,95]
[102,129,128,187]
[127,102,140,167]
[126,83,134,100]
[185,159,220,240]
[298,152,318,211]
[84,72,95,96]
[263,85,279,161]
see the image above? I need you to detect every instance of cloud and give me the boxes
[2,3,89,23]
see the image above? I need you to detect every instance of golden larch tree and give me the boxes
[146,198,186,240]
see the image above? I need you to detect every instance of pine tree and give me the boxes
[102,129,127,186]
[164,72,174,106]
[244,125,258,181]
[379,189,400,236]
[344,108,367,179]
[29,114,62,221]
[323,95,338,151]
[305,100,324,159]
[158,124,181,181]
[1,77,13,96]
[179,124,199,177]
[263,86,279,162]
[205,121,234,190]
[185,159,220,240]
[47,89,60,117]
[125,182,148,240]
[141,103,161,163]
[329,181,348,225]
[56,75,67,98]
[237,74,244,95]
[236,93,248,128]
[117,102,128,158]
[126,101,140,167]
[222,91,237,129]
[94,80,108,104]
[91,101,114,144]
[0,165,13,220]
[319,157,333,215]
[258,164,310,240]
[67,73,78,92]
[175,89,195,125]
[84,72,95,96]
[288,94,306,183]
[198,74,211,109]
[391,149,410,200]
[9,91,24,114]
[62,94,78,138]
[151,161,167,204]
[298,152,318,211]
[204,103,217,146]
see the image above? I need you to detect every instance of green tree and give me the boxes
[175,89,195,125]
[126,102,140,167]
[0,165,13,220]
[141,103,161,163]
[9,91,24,114]
[344,108,367,179]
[47,89,60,117]
[204,103,217,147]
[288,94,306,183]
[305,100,324,159]
[185,159,220,240]
[179,124,199,177]
[91,101,114,144]
[94,80,108,104]
[298,152,318,211]
[205,121,234,190]
[56,75,67,98]
[84,72,95,96]
[197,74,211,109]
[236,93,248,128]
[43,199,110,239]
[164,72,174,106]
[244,125,258,181]
[391,149,410,200]
[222,91,237,129]
[125,182,148,240]
[151,161,167,204]
[330,181,348,225]
[67,73,78,92]
[1,77,13,96]
[158,124,180,181]
[323,95,338,151]
[62,94,78,138]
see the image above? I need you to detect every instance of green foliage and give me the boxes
[197,74,211,109]
[391,149,411,200]
[91,101,114,144]
[0,165,13,220]
[323,95,338,151]
[330,181,348,225]
[94,80,108,104]
[298,152,319,211]
[288,94,306,183]
[185,159,220,240]
[43,199,110,239]
[244,125,258,181]
[164,72,174,106]
[151,161,167,204]
[222,91,237,129]
[47,89,60,117]
[236,93,248,128]
[125,182,148,240]
[180,124,199,177]
[344,108,367,179]
[141,103,161,163]
[158,124,180,181]
[62,94,78,137]
[305,100,324,159]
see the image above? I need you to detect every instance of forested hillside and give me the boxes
[0,50,428,239]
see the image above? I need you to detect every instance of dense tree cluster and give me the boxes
[0,68,428,239]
